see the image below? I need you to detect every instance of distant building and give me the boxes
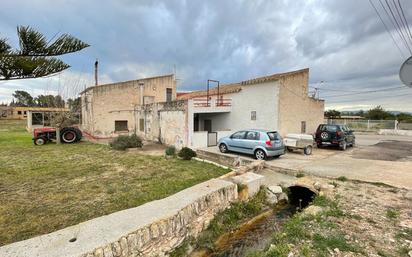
[80,68,325,149]
[0,106,70,131]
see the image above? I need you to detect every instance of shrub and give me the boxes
[178,147,197,160]
[109,134,143,151]
[165,145,176,156]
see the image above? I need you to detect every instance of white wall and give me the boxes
[222,81,280,132]
[192,131,208,149]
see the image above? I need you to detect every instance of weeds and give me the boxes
[385,208,400,220]
[296,172,305,178]
[337,176,348,182]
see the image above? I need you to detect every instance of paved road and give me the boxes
[205,134,412,189]
[355,133,412,146]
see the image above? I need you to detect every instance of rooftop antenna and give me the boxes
[312,80,324,99]
[94,59,98,86]
[400,56,412,88]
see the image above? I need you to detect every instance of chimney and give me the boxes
[94,59,98,86]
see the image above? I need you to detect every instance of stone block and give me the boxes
[231,172,264,198]
[267,186,283,194]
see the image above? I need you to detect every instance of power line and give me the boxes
[390,0,412,48]
[397,0,412,44]
[326,91,412,103]
[368,0,407,57]
[380,0,412,53]
[309,85,406,93]
[321,86,409,98]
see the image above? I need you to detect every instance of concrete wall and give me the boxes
[278,70,324,136]
[81,75,176,137]
[134,100,188,148]
[0,179,238,257]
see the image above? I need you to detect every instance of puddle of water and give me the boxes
[191,203,297,257]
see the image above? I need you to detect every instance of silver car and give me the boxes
[218,129,285,160]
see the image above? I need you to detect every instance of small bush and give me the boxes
[165,146,176,156]
[337,176,348,182]
[178,147,197,160]
[109,134,143,151]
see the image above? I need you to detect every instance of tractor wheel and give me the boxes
[60,128,78,143]
[73,127,83,142]
[34,137,47,145]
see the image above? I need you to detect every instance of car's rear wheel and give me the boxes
[254,149,266,160]
[340,141,347,151]
[219,143,228,153]
[304,145,313,155]
[34,137,46,145]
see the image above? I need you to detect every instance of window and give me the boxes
[139,118,144,131]
[24,111,27,115]
[115,120,128,131]
[32,113,43,125]
[319,125,338,132]
[251,111,256,120]
[166,88,173,102]
[231,131,246,139]
[245,131,260,140]
[301,121,306,133]
[17,111,22,115]
[267,132,281,141]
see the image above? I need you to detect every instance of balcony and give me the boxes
[190,97,232,113]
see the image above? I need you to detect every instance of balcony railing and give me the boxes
[193,98,232,107]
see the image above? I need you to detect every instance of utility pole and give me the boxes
[94,59,98,86]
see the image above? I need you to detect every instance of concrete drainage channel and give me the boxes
[182,168,320,257]
[0,158,327,257]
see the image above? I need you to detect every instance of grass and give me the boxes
[170,189,268,256]
[385,208,400,220]
[0,120,229,246]
[337,176,348,182]
[248,195,362,257]
[296,172,305,178]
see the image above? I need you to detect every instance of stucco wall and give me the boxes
[278,70,324,136]
[135,100,188,148]
[81,75,176,136]
[0,179,238,257]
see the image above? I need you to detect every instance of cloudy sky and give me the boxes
[1,0,412,111]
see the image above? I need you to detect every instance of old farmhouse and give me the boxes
[81,68,324,148]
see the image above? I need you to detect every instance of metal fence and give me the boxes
[325,119,412,131]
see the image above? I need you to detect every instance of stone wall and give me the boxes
[81,74,176,137]
[0,179,237,257]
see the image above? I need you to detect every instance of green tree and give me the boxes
[67,97,81,112]
[396,112,412,122]
[12,90,34,106]
[34,94,65,108]
[0,26,89,80]
[325,109,341,118]
[365,106,395,120]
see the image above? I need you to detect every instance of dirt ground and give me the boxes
[351,140,412,161]
[325,178,412,256]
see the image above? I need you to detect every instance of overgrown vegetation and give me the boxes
[248,195,362,257]
[165,145,176,156]
[0,120,229,245]
[170,189,267,256]
[296,172,305,178]
[337,176,348,182]
[109,134,143,151]
[178,147,197,160]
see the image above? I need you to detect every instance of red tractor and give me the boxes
[33,127,82,145]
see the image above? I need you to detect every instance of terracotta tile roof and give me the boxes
[177,68,309,100]
[241,68,309,85]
